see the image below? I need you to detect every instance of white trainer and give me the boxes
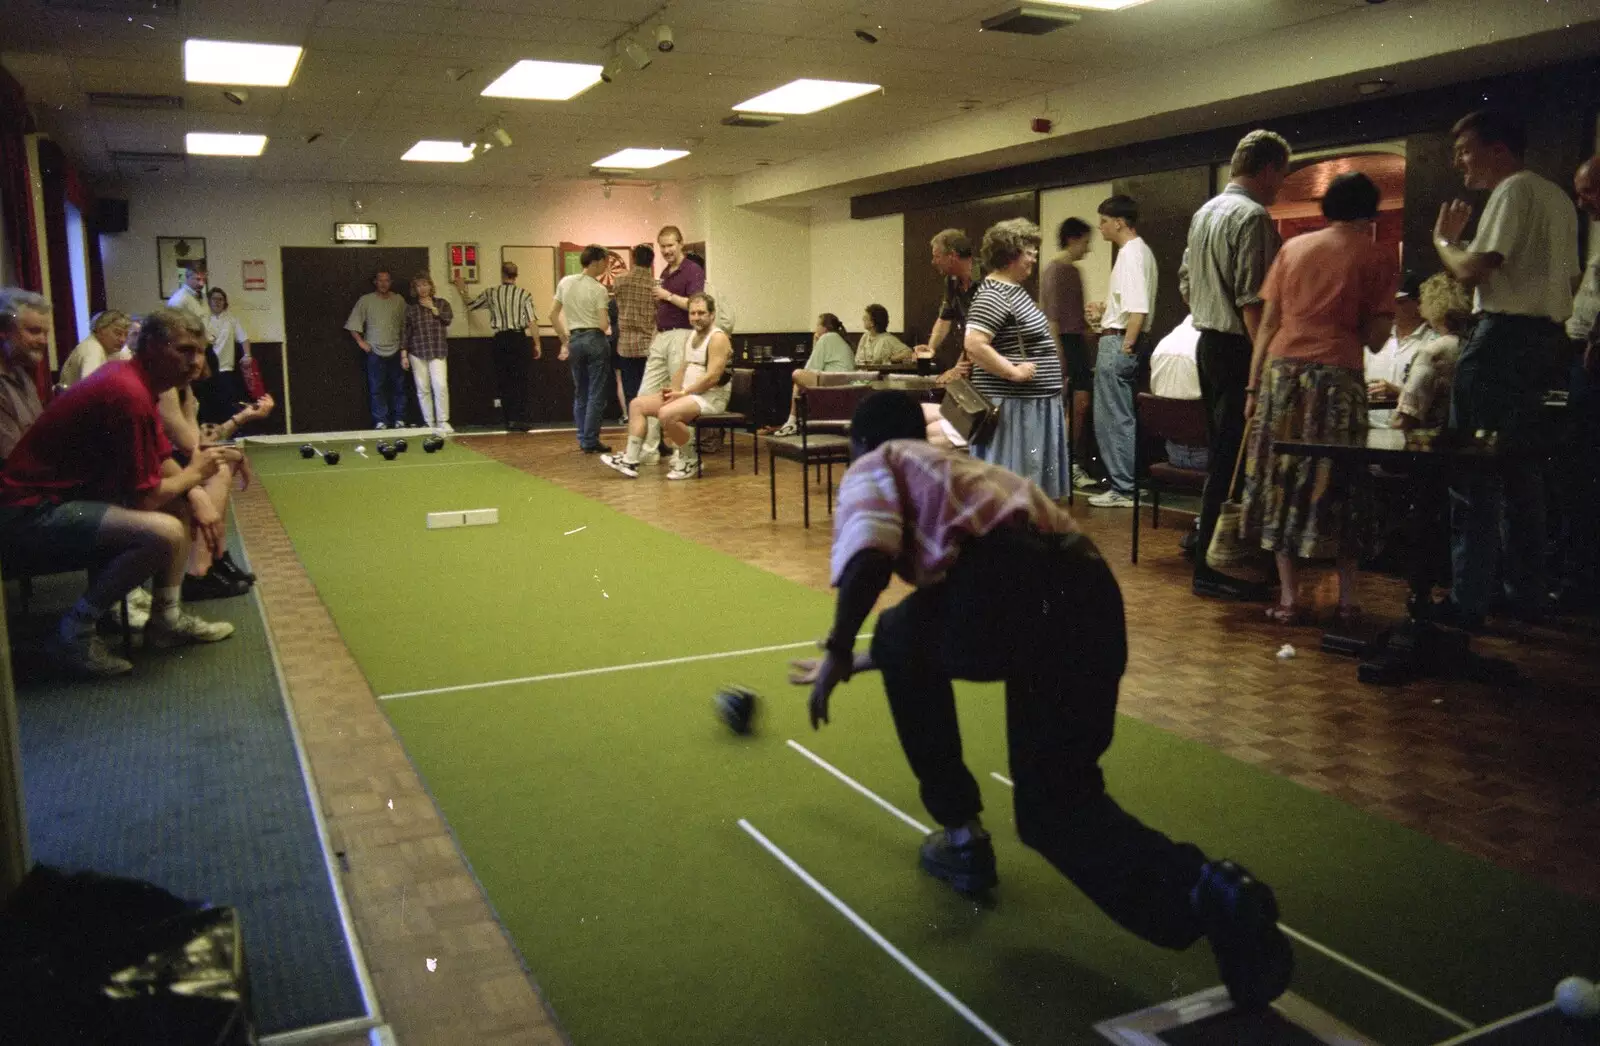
[1088,490,1135,509]
[666,462,698,480]
[146,611,235,649]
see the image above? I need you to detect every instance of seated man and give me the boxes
[602,292,731,481]
[767,313,858,437]
[158,374,274,600]
[0,307,236,678]
[0,288,49,460]
[790,391,1293,1011]
[1148,314,1209,470]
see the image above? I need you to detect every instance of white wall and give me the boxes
[697,181,811,334]
[1039,182,1113,308]
[808,199,904,332]
[99,179,701,342]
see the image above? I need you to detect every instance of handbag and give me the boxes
[238,354,267,401]
[939,376,1000,445]
[1205,417,1260,571]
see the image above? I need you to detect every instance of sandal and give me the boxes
[769,422,799,438]
[1264,603,1309,625]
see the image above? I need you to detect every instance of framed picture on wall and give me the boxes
[156,236,207,300]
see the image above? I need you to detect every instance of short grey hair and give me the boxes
[979,218,1042,273]
[91,309,131,334]
[136,305,205,355]
[0,288,50,333]
[1230,129,1291,178]
[687,291,716,314]
[930,228,972,258]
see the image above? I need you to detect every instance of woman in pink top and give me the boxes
[1239,173,1397,624]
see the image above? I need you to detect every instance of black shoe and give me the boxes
[1191,859,1293,1011]
[181,570,250,602]
[1428,597,1485,633]
[213,550,256,584]
[1192,569,1272,602]
[581,443,612,454]
[919,828,998,895]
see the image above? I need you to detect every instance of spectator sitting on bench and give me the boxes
[58,309,132,390]
[765,313,859,437]
[0,288,48,460]
[0,306,237,678]
[158,365,274,600]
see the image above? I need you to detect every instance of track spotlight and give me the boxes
[601,181,613,199]
[651,182,663,201]
[492,125,513,148]
[623,39,653,71]
[601,53,627,83]
[655,24,675,52]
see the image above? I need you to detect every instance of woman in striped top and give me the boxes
[963,218,1069,498]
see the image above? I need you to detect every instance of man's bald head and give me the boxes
[1576,155,1600,221]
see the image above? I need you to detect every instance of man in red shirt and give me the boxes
[0,307,234,677]
[790,391,1294,1011]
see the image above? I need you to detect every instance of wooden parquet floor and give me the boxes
[236,426,1600,1044]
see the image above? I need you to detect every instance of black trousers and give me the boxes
[1194,330,1254,576]
[491,329,533,428]
[871,529,1208,949]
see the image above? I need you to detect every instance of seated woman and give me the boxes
[1239,172,1395,625]
[1392,273,1471,430]
[602,292,730,481]
[766,313,858,437]
[855,304,914,367]
[57,310,131,389]
[158,365,274,601]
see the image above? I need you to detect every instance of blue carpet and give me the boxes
[10,566,368,1036]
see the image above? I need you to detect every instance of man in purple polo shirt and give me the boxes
[636,225,705,468]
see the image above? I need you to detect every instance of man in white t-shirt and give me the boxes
[1433,109,1581,625]
[1149,316,1208,471]
[1089,194,1158,508]
[551,245,614,454]
[1365,272,1438,427]
[166,263,209,324]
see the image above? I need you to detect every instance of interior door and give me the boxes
[281,246,430,434]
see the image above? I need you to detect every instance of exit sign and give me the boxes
[334,222,379,243]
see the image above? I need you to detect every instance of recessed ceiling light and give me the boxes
[482,60,604,101]
[402,140,476,163]
[183,39,303,87]
[733,79,880,115]
[185,132,268,156]
[1027,0,1154,8]
[592,148,688,170]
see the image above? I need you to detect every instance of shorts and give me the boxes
[0,500,112,573]
[690,391,730,416]
[1059,332,1092,390]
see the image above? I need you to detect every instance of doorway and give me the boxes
[281,246,429,434]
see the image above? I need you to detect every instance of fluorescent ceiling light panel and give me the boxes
[403,140,476,162]
[591,148,688,170]
[1028,0,1155,8]
[733,79,879,115]
[184,39,303,87]
[482,60,604,100]
[185,132,267,156]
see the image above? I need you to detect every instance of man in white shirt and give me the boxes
[1089,194,1157,508]
[166,263,208,324]
[1555,154,1600,612]
[551,245,615,454]
[1149,315,1209,471]
[1365,272,1437,427]
[1433,109,1581,625]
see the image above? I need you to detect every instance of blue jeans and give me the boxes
[1094,334,1139,495]
[1448,313,1558,616]
[366,350,408,427]
[568,329,611,450]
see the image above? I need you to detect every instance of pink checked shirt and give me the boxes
[830,440,1079,587]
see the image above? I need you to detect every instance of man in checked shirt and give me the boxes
[789,391,1294,1011]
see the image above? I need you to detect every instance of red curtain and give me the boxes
[35,138,73,399]
[0,67,40,295]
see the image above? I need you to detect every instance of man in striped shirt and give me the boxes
[790,391,1293,1011]
[454,262,540,431]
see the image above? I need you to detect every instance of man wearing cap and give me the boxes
[1365,271,1438,428]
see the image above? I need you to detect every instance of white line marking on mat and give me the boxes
[379,637,863,701]
[983,772,1475,1030]
[989,772,1013,786]
[738,818,1014,1046]
[786,740,931,834]
[1428,1003,1546,1044]
[563,526,587,536]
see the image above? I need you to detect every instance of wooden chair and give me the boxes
[1132,393,1209,564]
[765,384,870,528]
[693,368,759,478]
